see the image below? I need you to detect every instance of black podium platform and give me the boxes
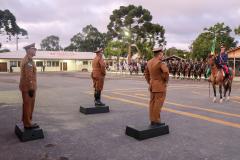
[79,105,109,114]
[15,123,44,142]
[125,124,169,140]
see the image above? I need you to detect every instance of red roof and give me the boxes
[227,46,240,58]
[227,46,240,53]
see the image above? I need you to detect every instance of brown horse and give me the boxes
[208,55,232,103]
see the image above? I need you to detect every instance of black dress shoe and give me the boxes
[150,122,165,127]
[24,123,39,130]
[95,100,105,106]
[98,101,105,106]
[95,100,101,106]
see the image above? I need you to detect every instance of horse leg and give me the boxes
[219,84,223,103]
[227,81,231,101]
[223,83,227,101]
[212,84,217,103]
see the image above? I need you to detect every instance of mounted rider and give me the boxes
[215,45,229,79]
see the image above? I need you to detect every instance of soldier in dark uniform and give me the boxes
[216,45,229,79]
[91,48,106,106]
[144,47,169,126]
[19,43,38,129]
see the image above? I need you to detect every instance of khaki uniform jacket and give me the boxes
[144,58,169,92]
[92,56,106,78]
[19,55,37,92]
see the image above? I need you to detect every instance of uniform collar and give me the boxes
[25,54,33,61]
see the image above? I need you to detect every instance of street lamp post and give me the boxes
[16,34,28,51]
[16,35,19,51]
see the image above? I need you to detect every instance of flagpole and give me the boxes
[209,34,216,98]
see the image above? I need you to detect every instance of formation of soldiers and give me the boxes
[109,60,147,75]
[129,60,147,75]
[166,59,208,80]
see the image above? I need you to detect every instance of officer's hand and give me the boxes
[28,90,35,98]
[91,72,93,78]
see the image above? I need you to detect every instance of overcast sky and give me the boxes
[1,0,240,51]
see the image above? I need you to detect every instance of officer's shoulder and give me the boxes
[156,59,165,64]
[159,61,168,67]
[21,57,29,66]
[146,59,152,64]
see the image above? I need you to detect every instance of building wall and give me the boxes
[229,59,240,76]
[228,48,240,76]
[0,59,93,72]
[228,48,240,58]
[75,60,92,72]
[0,59,9,72]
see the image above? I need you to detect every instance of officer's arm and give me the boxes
[99,58,106,76]
[25,63,34,90]
[225,54,228,64]
[160,63,169,82]
[144,65,150,84]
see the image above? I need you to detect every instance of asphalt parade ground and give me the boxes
[0,72,240,160]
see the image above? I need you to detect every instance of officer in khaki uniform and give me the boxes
[91,48,106,106]
[19,43,39,129]
[144,47,169,126]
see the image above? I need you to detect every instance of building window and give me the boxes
[36,61,43,67]
[47,61,51,67]
[18,61,21,67]
[10,61,18,67]
[83,61,88,65]
[52,61,59,67]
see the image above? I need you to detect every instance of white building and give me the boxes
[0,51,96,72]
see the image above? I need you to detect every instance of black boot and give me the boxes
[94,90,98,104]
[99,91,105,106]
[94,91,100,106]
[95,91,105,106]
[95,91,104,106]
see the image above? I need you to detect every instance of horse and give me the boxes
[187,61,194,79]
[181,61,188,79]
[184,62,191,80]
[176,61,181,79]
[172,61,177,79]
[198,61,207,81]
[192,62,199,80]
[208,55,232,103]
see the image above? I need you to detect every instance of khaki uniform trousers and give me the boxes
[149,92,166,123]
[21,91,35,127]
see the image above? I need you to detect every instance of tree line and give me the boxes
[1,6,240,60]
